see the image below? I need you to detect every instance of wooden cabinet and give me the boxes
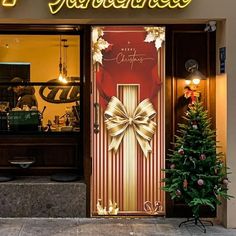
[0,133,82,176]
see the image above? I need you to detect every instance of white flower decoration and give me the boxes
[92,27,110,65]
[144,27,165,51]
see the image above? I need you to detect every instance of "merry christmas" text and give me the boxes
[104,49,154,70]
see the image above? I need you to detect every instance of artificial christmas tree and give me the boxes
[162,100,232,232]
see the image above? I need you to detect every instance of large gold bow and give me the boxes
[104,96,157,157]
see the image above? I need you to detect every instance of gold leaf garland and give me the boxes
[92,27,110,65]
[144,27,165,51]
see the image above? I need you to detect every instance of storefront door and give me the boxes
[91,26,165,216]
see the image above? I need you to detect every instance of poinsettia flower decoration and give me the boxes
[144,27,165,51]
[92,27,110,65]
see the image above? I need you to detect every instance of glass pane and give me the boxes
[0,34,80,133]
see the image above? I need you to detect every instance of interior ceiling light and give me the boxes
[58,37,68,84]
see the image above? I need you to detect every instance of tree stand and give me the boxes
[179,217,213,233]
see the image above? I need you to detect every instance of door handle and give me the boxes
[94,103,100,134]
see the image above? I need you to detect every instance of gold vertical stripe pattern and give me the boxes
[161,45,166,211]
[157,49,161,203]
[91,27,166,215]
[121,85,138,211]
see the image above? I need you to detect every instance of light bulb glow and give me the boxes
[62,77,68,84]
[185,80,191,85]
[58,73,63,81]
[58,73,68,84]
[192,78,201,85]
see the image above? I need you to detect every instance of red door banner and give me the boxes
[91,26,165,215]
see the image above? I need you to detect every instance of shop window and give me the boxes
[0,31,82,177]
[0,34,80,133]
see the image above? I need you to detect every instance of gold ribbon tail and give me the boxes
[108,133,126,153]
[136,134,152,158]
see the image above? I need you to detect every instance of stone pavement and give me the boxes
[0,217,236,236]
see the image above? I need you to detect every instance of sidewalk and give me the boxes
[0,217,236,236]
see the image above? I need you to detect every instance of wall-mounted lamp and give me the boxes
[185,59,205,86]
[184,59,205,103]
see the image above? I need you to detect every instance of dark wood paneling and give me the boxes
[173,31,208,133]
[0,134,81,176]
[81,25,92,217]
[165,25,216,217]
[0,24,81,35]
[0,145,76,167]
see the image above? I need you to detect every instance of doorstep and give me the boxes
[0,176,86,217]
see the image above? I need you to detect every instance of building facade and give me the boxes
[0,0,235,228]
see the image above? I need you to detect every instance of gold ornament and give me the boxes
[144,27,165,51]
[108,200,119,215]
[96,199,119,215]
[144,201,162,215]
[104,96,157,157]
[92,27,110,65]
[96,199,108,215]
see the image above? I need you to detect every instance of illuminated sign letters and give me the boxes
[2,0,17,7]
[1,0,192,14]
[49,0,192,14]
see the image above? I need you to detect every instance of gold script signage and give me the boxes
[2,0,17,7]
[1,0,193,15]
[104,48,154,70]
[39,79,80,104]
[49,0,192,14]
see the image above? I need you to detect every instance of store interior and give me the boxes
[0,34,80,130]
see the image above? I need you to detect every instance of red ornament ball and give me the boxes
[223,178,229,185]
[183,179,188,188]
[199,154,206,161]
[170,164,175,169]
[197,179,204,186]
[192,121,198,129]
[176,189,182,196]
[178,148,184,155]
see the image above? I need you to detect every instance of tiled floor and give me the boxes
[0,218,236,236]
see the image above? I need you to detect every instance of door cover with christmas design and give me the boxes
[91,26,165,215]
